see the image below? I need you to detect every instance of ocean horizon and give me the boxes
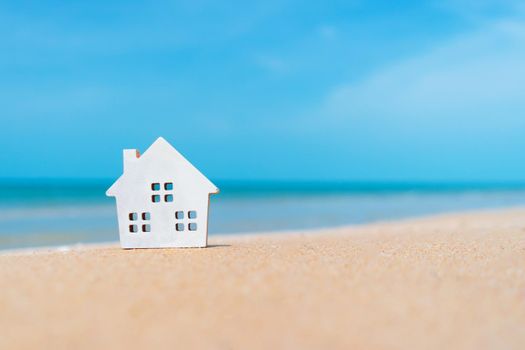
[1,180,525,250]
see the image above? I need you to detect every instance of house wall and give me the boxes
[114,183,211,248]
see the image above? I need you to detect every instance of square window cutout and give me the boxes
[142,212,150,220]
[142,224,151,232]
[165,194,173,202]
[151,183,161,191]
[164,182,173,190]
[129,212,138,221]
[176,223,184,231]
[152,195,161,203]
[129,225,138,233]
[188,223,197,231]
[188,211,197,219]
[175,211,184,219]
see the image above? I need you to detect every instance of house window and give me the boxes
[150,182,174,203]
[175,210,198,232]
[129,212,151,233]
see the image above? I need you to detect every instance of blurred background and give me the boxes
[1,0,525,249]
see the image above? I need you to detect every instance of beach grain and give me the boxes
[1,209,525,350]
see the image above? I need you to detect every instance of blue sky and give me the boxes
[1,0,524,182]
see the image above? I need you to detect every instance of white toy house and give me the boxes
[106,137,219,248]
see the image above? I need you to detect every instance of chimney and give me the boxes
[123,149,140,172]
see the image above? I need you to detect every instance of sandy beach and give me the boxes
[1,208,525,350]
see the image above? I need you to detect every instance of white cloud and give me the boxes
[318,25,337,40]
[254,54,288,73]
[321,19,525,129]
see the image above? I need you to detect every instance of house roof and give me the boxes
[106,137,219,196]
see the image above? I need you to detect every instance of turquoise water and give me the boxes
[1,181,525,250]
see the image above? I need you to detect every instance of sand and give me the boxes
[1,208,525,350]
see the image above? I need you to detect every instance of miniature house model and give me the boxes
[106,137,219,248]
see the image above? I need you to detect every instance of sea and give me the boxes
[1,180,525,250]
